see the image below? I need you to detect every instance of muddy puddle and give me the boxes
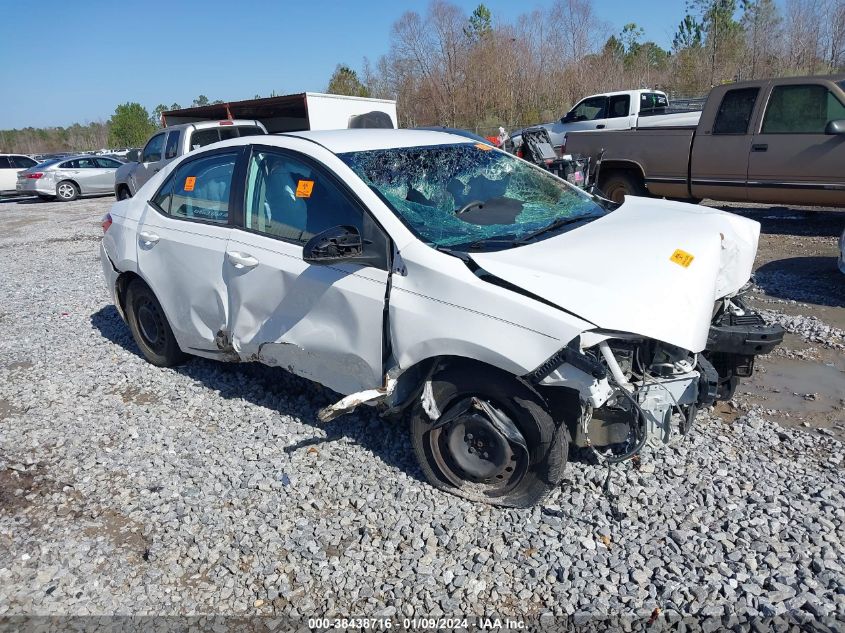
[727,346,845,439]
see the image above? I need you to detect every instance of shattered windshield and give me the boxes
[339,143,605,250]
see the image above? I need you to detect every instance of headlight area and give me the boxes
[527,335,710,462]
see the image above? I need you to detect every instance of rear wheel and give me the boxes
[56,180,79,201]
[599,171,647,203]
[410,364,567,507]
[117,185,132,201]
[124,279,187,367]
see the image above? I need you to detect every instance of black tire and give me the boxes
[124,279,187,367]
[37,194,55,202]
[599,171,647,204]
[55,180,79,202]
[117,186,132,201]
[410,363,567,508]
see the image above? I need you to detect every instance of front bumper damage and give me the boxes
[532,295,783,457]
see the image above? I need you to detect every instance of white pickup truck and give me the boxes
[511,89,701,150]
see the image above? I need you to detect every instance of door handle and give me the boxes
[227,251,259,269]
[752,144,768,152]
[139,231,160,244]
[596,124,605,129]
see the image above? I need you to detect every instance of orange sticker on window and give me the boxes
[475,142,493,151]
[296,180,314,198]
[184,176,196,192]
[670,248,694,268]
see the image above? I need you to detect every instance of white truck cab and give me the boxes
[513,89,670,150]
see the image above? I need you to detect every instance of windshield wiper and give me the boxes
[514,214,602,245]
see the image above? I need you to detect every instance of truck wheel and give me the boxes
[56,181,79,201]
[124,279,187,367]
[410,364,567,508]
[599,171,646,203]
[117,185,132,200]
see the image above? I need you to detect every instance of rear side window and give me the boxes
[95,157,121,168]
[608,95,631,118]
[190,128,220,150]
[761,84,845,134]
[640,92,668,112]
[11,156,37,168]
[244,150,362,244]
[0,157,11,169]
[142,133,165,162]
[152,152,236,224]
[164,130,181,159]
[712,88,759,135]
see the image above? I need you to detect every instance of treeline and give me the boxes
[344,0,845,132]
[0,95,226,154]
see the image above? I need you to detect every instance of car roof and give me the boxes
[283,129,472,154]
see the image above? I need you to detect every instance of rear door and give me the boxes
[690,86,761,202]
[90,157,121,192]
[135,148,242,353]
[0,156,15,191]
[747,81,845,205]
[224,145,390,395]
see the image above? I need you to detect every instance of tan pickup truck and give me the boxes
[565,75,845,206]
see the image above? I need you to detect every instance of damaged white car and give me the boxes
[100,130,783,507]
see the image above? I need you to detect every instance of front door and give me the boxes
[747,82,845,205]
[225,147,389,395]
[134,132,168,193]
[690,86,760,202]
[135,149,240,354]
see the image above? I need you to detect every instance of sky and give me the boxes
[0,0,686,129]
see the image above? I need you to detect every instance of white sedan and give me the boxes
[100,130,783,507]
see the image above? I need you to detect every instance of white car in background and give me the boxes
[99,130,782,507]
[0,154,39,197]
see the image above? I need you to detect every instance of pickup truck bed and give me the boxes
[565,75,845,207]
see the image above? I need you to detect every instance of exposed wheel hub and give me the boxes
[137,300,163,351]
[446,414,514,479]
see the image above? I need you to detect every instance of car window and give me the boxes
[712,88,759,135]
[244,150,363,244]
[761,84,845,134]
[189,128,220,150]
[571,97,607,121]
[95,157,121,169]
[0,157,11,169]
[220,127,239,140]
[164,130,181,159]
[75,157,97,168]
[237,126,264,137]
[11,156,37,168]
[640,92,668,112]
[153,152,237,224]
[142,133,165,163]
[608,95,631,118]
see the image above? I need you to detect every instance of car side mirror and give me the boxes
[127,149,140,163]
[562,113,573,123]
[825,119,845,135]
[303,225,363,263]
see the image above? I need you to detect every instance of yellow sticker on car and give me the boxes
[296,180,314,198]
[475,142,493,151]
[184,176,196,192]
[670,249,694,268]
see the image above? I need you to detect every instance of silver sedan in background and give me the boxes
[16,155,123,201]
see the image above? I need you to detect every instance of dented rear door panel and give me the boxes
[135,203,231,354]
[224,230,388,395]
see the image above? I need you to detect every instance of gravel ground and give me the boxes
[0,195,843,624]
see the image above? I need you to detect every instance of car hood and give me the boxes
[470,197,760,352]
